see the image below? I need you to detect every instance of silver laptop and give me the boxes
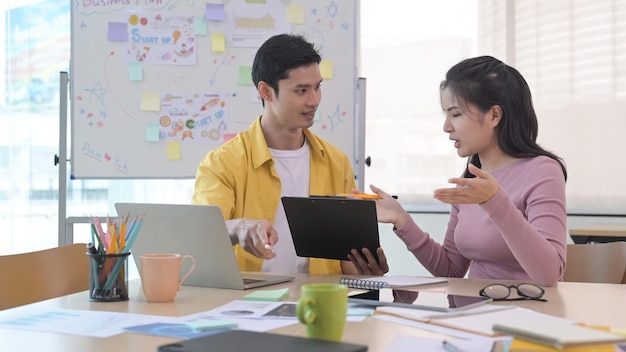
[114,203,294,290]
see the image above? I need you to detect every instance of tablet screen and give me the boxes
[348,288,492,312]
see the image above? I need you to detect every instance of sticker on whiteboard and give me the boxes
[167,141,181,160]
[205,4,226,21]
[127,13,196,65]
[158,93,229,145]
[286,5,305,24]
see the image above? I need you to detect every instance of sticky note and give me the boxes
[205,3,225,21]
[212,33,226,52]
[108,22,127,42]
[320,60,333,79]
[347,306,375,316]
[242,288,289,301]
[186,319,238,331]
[140,92,161,112]
[145,123,159,142]
[194,16,207,35]
[314,109,320,121]
[223,133,237,143]
[238,66,253,86]
[286,5,305,24]
[167,141,180,160]
[129,62,143,81]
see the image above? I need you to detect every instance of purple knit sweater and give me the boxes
[395,156,567,286]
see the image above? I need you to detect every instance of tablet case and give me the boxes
[158,330,368,351]
[281,196,380,262]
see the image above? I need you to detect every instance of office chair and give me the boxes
[563,242,626,284]
[0,243,89,310]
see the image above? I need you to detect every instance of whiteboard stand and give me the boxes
[56,71,70,246]
[355,77,367,191]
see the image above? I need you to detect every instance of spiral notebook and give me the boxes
[340,275,447,289]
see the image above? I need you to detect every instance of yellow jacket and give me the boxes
[192,116,356,274]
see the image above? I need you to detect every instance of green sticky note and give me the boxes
[129,62,143,81]
[194,16,207,35]
[145,123,159,142]
[347,307,375,316]
[186,319,238,331]
[242,288,289,301]
[238,66,253,86]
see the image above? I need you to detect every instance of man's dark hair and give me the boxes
[252,34,321,102]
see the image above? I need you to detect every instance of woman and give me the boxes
[350,56,567,286]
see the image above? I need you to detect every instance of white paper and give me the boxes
[0,309,179,338]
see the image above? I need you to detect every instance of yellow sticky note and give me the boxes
[140,92,161,112]
[320,60,333,79]
[167,141,181,160]
[286,5,305,24]
[212,33,225,52]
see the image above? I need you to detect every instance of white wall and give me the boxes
[381,213,625,277]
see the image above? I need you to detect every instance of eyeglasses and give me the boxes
[479,283,547,302]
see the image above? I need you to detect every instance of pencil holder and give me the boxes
[87,252,130,302]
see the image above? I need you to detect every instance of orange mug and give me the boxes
[139,253,195,303]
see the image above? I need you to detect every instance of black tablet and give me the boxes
[281,196,380,263]
[158,330,368,352]
[348,288,493,312]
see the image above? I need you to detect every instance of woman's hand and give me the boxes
[433,164,500,205]
[368,185,410,229]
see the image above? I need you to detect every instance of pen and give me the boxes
[336,193,398,199]
[442,340,464,352]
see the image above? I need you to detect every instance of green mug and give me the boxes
[296,283,348,342]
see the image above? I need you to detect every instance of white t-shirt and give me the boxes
[261,141,311,274]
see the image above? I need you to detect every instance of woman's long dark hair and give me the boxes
[440,56,567,180]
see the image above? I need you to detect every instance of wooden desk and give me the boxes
[569,223,626,244]
[0,275,624,351]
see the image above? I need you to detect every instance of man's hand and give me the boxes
[227,219,278,259]
[347,247,390,275]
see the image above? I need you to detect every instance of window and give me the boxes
[361,1,478,209]
[2,0,625,256]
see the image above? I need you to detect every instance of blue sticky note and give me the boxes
[108,22,127,42]
[145,123,159,142]
[194,16,207,35]
[205,4,225,21]
[129,62,143,81]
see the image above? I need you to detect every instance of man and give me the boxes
[192,34,386,275]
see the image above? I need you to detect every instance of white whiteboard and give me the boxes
[70,0,359,179]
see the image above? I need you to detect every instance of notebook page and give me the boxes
[434,307,578,336]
